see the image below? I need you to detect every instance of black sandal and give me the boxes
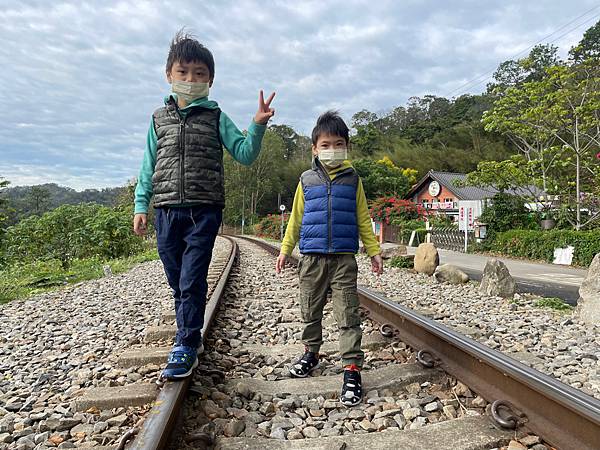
[289,351,319,378]
[341,368,362,406]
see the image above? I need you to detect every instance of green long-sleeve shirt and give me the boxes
[134,94,266,214]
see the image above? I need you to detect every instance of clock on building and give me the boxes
[428,181,441,197]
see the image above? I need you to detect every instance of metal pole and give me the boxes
[242,187,245,235]
[280,209,284,241]
[464,208,470,253]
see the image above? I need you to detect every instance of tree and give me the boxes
[27,186,51,215]
[569,19,600,62]
[478,192,534,236]
[223,130,287,226]
[527,60,600,229]
[353,157,413,200]
[0,177,10,266]
[487,44,560,94]
[460,156,546,206]
[483,79,559,192]
[269,124,311,161]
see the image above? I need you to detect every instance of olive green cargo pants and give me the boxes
[298,254,364,368]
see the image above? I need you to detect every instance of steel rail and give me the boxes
[127,236,238,450]
[237,235,600,450]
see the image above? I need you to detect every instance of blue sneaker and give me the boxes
[162,345,198,380]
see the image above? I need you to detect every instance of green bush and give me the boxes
[4,203,145,269]
[389,255,414,269]
[255,214,289,240]
[479,193,538,236]
[489,229,600,266]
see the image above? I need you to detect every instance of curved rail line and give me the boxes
[126,236,238,450]
[237,235,600,450]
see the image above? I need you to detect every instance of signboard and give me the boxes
[458,200,482,231]
[429,201,455,210]
[428,181,441,197]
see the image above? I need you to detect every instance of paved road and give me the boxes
[400,245,587,305]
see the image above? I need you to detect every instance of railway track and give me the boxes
[68,235,600,450]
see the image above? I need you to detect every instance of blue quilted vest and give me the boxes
[299,161,359,254]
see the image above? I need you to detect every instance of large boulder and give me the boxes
[577,253,600,325]
[434,264,469,284]
[381,245,407,259]
[479,259,515,298]
[414,243,439,276]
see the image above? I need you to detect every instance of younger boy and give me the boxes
[275,111,383,406]
[133,30,275,380]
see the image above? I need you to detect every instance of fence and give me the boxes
[430,226,474,252]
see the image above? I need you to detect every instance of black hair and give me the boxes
[166,29,215,79]
[311,110,350,145]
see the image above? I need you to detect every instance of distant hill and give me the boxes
[4,183,127,225]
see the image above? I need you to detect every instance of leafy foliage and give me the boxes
[4,203,145,269]
[369,197,426,224]
[389,255,414,269]
[489,228,600,267]
[353,157,413,200]
[254,213,289,240]
[4,182,125,225]
[534,297,573,311]
[478,193,537,237]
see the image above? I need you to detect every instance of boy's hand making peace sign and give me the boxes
[254,90,276,125]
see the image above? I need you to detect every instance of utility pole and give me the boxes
[242,186,245,235]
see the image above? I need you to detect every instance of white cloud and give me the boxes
[0,0,597,188]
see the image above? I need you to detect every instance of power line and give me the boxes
[450,12,600,96]
[443,5,600,98]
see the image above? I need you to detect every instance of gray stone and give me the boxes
[424,401,439,412]
[302,426,320,438]
[0,433,13,444]
[381,245,407,259]
[15,436,35,450]
[93,421,109,433]
[403,407,421,420]
[348,410,366,420]
[443,405,457,418]
[434,264,469,284]
[392,413,406,429]
[106,414,128,427]
[414,243,439,276]
[287,430,303,440]
[320,426,342,437]
[223,419,245,437]
[270,426,286,440]
[479,259,515,298]
[34,432,49,445]
[0,418,14,434]
[359,419,377,432]
[577,253,600,325]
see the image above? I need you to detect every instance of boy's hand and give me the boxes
[275,253,287,274]
[133,213,147,236]
[371,254,384,275]
[254,90,276,125]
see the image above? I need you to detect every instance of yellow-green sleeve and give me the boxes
[356,179,381,257]
[280,182,304,255]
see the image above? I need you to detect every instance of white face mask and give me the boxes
[318,148,347,168]
[172,80,209,103]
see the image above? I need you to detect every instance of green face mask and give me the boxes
[172,80,209,103]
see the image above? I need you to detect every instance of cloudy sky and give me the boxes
[1,0,598,190]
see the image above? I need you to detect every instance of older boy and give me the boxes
[276,111,383,406]
[133,30,275,380]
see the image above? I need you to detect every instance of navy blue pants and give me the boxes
[155,205,222,348]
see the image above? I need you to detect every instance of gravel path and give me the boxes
[250,237,600,401]
[0,238,229,450]
[355,255,600,400]
[179,239,500,448]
